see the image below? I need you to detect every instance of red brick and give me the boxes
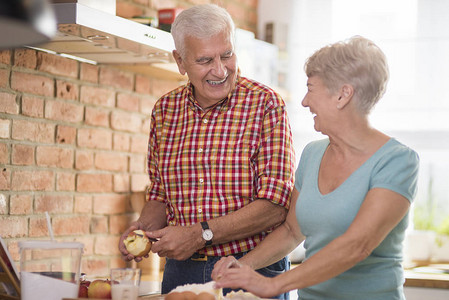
[142,116,151,133]
[140,96,156,114]
[10,194,33,215]
[56,125,76,145]
[80,86,115,107]
[80,63,99,83]
[135,74,151,94]
[45,100,84,123]
[116,2,144,18]
[151,78,179,98]
[111,111,142,133]
[70,235,94,256]
[35,194,73,213]
[11,71,54,97]
[0,119,10,139]
[117,93,140,111]
[77,173,113,192]
[110,215,134,235]
[0,92,18,114]
[95,236,120,255]
[0,168,11,190]
[0,216,28,238]
[12,119,54,143]
[11,170,54,191]
[77,128,112,150]
[129,154,145,173]
[95,152,128,172]
[91,216,108,234]
[56,80,79,100]
[75,150,94,170]
[56,172,76,191]
[22,96,44,118]
[85,107,109,127]
[93,194,127,214]
[12,144,34,166]
[52,215,90,235]
[81,258,109,278]
[113,133,130,152]
[13,48,37,69]
[37,51,78,78]
[0,50,12,64]
[114,174,130,192]
[36,146,74,168]
[0,143,8,164]
[131,135,148,154]
[29,217,50,237]
[131,174,148,192]
[0,69,8,88]
[74,195,92,214]
[99,67,134,91]
[110,257,127,270]
[130,191,146,213]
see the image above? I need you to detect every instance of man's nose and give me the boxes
[211,59,227,77]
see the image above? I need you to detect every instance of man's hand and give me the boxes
[149,224,202,260]
[119,221,149,262]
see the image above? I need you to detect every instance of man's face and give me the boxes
[173,31,238,106]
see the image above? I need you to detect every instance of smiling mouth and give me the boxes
[207,76,228,85]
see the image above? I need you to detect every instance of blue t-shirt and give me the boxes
[294,138,419,300]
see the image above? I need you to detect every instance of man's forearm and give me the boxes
[137,200,167,231]
[206,200,287,245]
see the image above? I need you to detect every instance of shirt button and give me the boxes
[203,119,208,124]
[198,208,203,213]
[199,148,203,153]
[199,178,204,184]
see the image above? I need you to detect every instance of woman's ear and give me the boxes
[173,50,186,75]
[336,84,354,109]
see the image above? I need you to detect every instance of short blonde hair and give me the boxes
[305,36,389,114]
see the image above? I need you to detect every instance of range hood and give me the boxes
[32,2,185,80]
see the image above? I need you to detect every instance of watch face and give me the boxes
[202,229,213,241]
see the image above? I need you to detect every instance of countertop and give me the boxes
[404,264,449,289]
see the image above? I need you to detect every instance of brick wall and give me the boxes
[0,0,258,277]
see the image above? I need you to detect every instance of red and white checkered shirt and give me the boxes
[147,75,295,256]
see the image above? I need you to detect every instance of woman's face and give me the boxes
[302,76,339,134]
[173,31,238,106]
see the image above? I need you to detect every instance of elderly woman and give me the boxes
[212,36,419,299]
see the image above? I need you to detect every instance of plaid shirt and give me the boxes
[147,75,295,256]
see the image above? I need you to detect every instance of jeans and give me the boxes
[162,254,290,299]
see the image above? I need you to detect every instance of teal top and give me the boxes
[294,138,419,300]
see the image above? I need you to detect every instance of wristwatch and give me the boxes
[201,221,213,246]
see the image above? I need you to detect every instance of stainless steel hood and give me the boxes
[33,2,176,65]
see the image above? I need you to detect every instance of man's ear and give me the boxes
[173,50,186,75]
[336,84,354,109]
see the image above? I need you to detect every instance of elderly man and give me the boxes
[119,4,295,299]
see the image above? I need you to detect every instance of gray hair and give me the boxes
[171,4,236,59]
[304,36,389,114]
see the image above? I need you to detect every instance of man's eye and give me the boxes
[222,52,233,59]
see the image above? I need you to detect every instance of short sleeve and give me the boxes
[371,143,419,203]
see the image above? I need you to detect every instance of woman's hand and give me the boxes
[213,261,278,298]
[212,256,242,280]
